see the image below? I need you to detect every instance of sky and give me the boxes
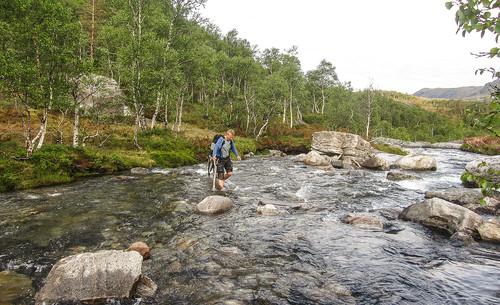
[200,0,498,94]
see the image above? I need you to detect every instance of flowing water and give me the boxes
[1,148,499,304]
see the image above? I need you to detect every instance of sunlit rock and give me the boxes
[36,250,144,304]
[399,198,483,239]
[478,219,500,243]
[195,195,233,214]
[393,154,437,171]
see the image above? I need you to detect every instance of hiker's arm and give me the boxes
[231,141,241,160]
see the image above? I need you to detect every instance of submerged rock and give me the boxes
[393,154,437,171]
[256,204,279,215]
[387,171,421,181]
[344,215,383,230]
[399,198,483,239]
[195,196,233,214]
[0,271,32,303]
[36,250,145,304]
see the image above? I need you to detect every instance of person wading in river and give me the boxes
[212,129,241,191]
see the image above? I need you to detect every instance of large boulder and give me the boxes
[75,74,127,116]
[399,198,484,239]
[195,196,233,214]
[393,154,437,171]
[463,155,500,187]
[36,250,144,304]
[425,188,500,215]
[311,131,375,167]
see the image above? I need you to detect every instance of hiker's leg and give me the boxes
[216,160,225,189]
[223,172,232,180]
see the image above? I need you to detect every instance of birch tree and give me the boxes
[0,0,83,157]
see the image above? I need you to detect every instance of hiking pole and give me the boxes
[212,158,217,192]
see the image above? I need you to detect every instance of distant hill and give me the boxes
[413,79,500,99]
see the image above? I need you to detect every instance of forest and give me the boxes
[0,0,494,191]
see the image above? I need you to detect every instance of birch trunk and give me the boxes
[73,106,79,147]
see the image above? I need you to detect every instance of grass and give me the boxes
[461,136,500,155]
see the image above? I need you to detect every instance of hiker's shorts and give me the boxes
[217,157,233,180]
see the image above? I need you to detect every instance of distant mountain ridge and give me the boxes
[413,79,500,99]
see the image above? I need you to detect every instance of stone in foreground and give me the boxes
[36,250,143,304]
[195,195,234,214]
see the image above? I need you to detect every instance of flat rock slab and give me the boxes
[37,250,143,304]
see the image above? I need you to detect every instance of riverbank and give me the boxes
[0,124,314,193]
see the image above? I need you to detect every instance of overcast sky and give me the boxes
[200,0,498,94]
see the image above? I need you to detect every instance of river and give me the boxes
[0,148,499,304]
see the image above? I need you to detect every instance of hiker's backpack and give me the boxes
[210,134,224,153]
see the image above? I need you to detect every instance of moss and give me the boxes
[372,143,408,156]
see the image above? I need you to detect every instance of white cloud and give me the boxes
[200,0,498,94]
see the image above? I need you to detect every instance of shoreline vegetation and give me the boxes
[1,100,499,193]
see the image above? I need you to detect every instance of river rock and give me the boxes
[477,218,500,243]
[399,198,484,239]
[291,153,306,162]
[126,241,151,259]
[303,151,330,166]
[311,131,375,167]
[269,149,287,157]
[0,271,32,303]
[36,250,144,304]
[256,204,279,215]
[361,156,390,171]
[463,155,500,187]
[344,215,383,230]
[393,154,437,171]
[425,188,500,215]
[387,171,421,181]
[195,196,233,214]
[131,167,149,174]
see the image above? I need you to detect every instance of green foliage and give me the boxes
[461,161,500,205]
[372,143,408,156]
